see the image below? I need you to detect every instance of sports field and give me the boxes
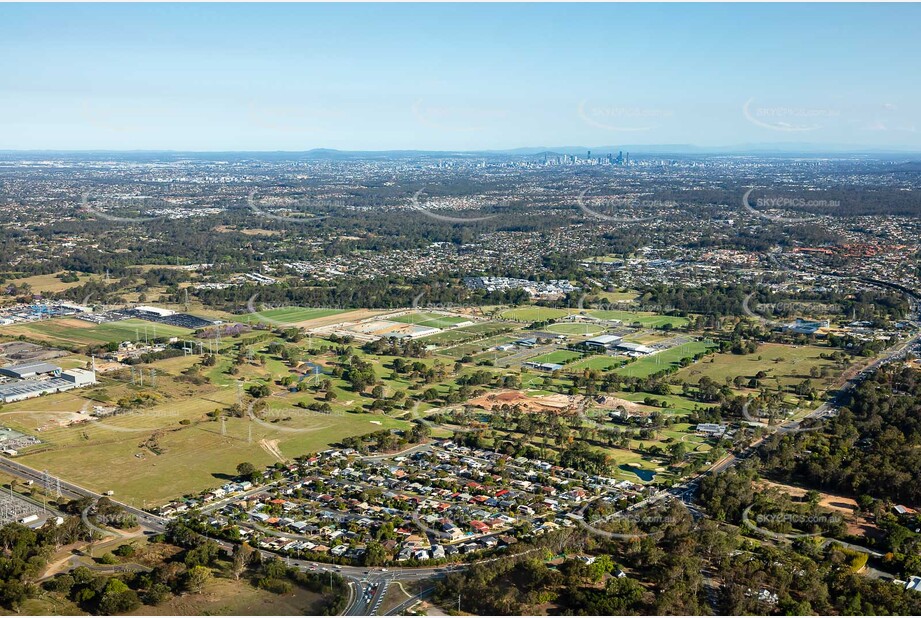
[568,355,624,371]
[390,312,471,329]
[1,318,193,347]
[251,307,346,325]
[499,305,688,329]
[528,349,583,365]
[587,310,689,328]
[614,340,716,378]
[500,307,570,322]
[543,322,604,335]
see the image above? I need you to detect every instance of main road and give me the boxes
[0,455,168,533]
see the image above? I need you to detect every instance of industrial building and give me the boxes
[0,361,62,380]
[584,334,623,350]
[524,361,565,372]
[615,341,655,355]
[61,368,97,387]
[0,362,97,403]
[133,305,176,318]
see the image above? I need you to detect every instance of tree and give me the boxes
[98,578,141,615]
[184,565,212,594]
[364,541,388,566]
[231,543,251,581]
[236,462,257,477]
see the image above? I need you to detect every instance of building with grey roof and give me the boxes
[0,362,61,380]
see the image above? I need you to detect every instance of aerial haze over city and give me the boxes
[0,2,920,617]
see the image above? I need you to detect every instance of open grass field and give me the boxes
[250,306,346,326]
[674,342,840,391]
[390,312,471,329]
[14,391,409,505]
[614,340,716,378]
[587,310,689,328]
[500,307,570,322]
[499,304,689,329]
[528,349,583,365]
[126,575,327,616]
[5,271,100,295]
[0,318,193,348]
[614,390,716,413]
[623,331,674,345]
[543,322,604,336]
[598,290,640,302]
[568,355,624,372]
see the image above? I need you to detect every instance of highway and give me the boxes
[0,455,168,533]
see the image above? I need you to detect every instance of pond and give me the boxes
[619,464,656,482]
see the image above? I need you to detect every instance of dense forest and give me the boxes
[759,365,921,505]
[434,502,921,615]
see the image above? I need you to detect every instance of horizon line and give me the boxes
[1,144,921,156]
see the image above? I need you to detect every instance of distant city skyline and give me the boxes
[1,3,919,152]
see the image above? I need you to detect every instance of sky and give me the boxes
[1,3,919,152]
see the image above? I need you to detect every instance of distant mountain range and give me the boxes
[489,143,921,156]
[1,143,920,158]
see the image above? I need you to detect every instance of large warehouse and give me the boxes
[0,361,62,380]
[0,363,97,403]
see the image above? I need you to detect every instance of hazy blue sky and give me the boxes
[1,3,919,151]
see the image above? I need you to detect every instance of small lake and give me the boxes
[619,464,656,482]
